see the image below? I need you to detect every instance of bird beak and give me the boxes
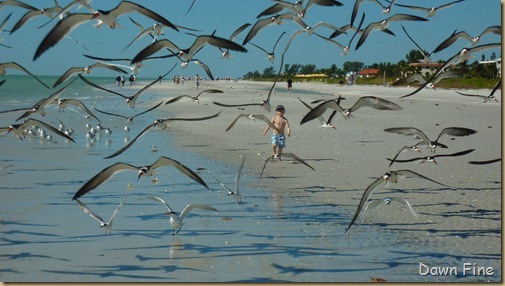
[137,172,143,181]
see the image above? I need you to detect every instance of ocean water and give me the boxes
[0,76,500,282]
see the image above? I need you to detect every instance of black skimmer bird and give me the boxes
[72,156,208,200]
[33,1,180,60]
[454,79,501,103]
[257,0,343,19]
[315,12,365,56]
[247,31,286,62]
[436,43,501,73]
[79,65,176,108]
[50,98,102,122]
[387,145,422,167]
[206,155,247,204]
[350,0,396,26]
[242,12,301,45]
[213,77,276,112]
[104,112,221,159]
[432,25,501,54]
[225,114,280,133]
[387,149,475,166]
[300,96,402,124]
[9,1,67,34]
[401,25,436,63]
[217,23,251,59]
[355,13,428,50]
[94,101,163,123]
[53,62,128,88]
[357,196,422,228]
[147,195,218,235]
[0,118,75,142]
[75,190,130,235]
[393,68,468,96]
[131,33,247,64]
[0,62,51,89]
[0,0,37,10]
[384,127,477,152]
[392,0,466,18]
[345,169,450,233]
[165,89,224,105]
[37,0,95,29]
[0,81,73,121]
[298,97,340,129]
[260,152,315,180]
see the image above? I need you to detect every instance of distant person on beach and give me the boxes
[129,74,135,86]
[115,75,121,86]
[262,105,291,158]
[120,76,125,87]
[159,75,163,84]
[195,74,200,91]
[287,78,293,93]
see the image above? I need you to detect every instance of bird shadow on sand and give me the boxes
[269,262,391,277]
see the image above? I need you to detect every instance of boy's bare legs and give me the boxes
[272,144,277,157]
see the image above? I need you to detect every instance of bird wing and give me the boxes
[243,16,278,45]
[72,162,138,200]
[394,169,450,188]
[229,23,251,41]
[94,108,128,120]
[120,25,155,52]
[300,99,343,125]
[256,3,286,18]
[280,153,315,171]
[357,199,383,227]
[104,122,156,159]
[107,191,130,225]
[192,59,214,80]
[392,73,426,86]
[213,101,261,108]
[64,98,102,122]
[179,204,218,220]
[480,25,502,37]
[33,13,94,61]
[78,74,127,98]
[196,89,224,99]
[147,195,174,213]
[298,97,327,125]
[191,35,247,56]
[90,62,129,75]
[75,199,106,225]
[260,155,275,180]
[468,158,501,165]
[208,172,233,193]
[132,101,163,118]
[391,197,422,222]
[163,112,221,124]
[436,127,477,142]
[384,127,430,144]
[131,39,180,64]
[20,118,75,142]
[53,66,85,88]
[345,175,387,232]
[165,95,192,105]
[256,114,281,133]
[150,156,208,189]
[9,9,41,34]
[225,114,250,132]
[432,69,468,84]
[355,21,381,50]
[388,145,418,167]
[350,0,367,26]
[235,155,246,195]
[130,65,177,105]
[433,31,472,54]
[1,62,50,89]
[108,1,178,32]
[350,96,402,112]
[432,149,475,159]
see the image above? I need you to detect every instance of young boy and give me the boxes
[262,105,291,158]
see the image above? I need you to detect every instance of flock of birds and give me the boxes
[0,0,501,236]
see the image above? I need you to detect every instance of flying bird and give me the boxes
[94,101,163,123]
[147,195,218,235]
[33,1,180,60]
[432,25,501,54]
[0,118,75,142]
[104,112,221,159]
[257,0,343,19]
[393,69,468,95]
[53,62,128,88]
[392,0,466,18]
[246,31,286,62]
[49,98,102,122]
[357,197,422,228]
[206,155,246,204]
[346,169,450,232]
[300,96,401,124]
[225,114,280,133]
[384,127,477,152]
[454,79,501,103]
[165,89,224,105]
[355,14,428,50]
[350,0,397,26]
[72,156,208,200]
[387,149,475,166]
[260,152,315,180]
[75,190,130,235]
[298,97,340,129]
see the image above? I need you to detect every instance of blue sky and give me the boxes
[0,0,502,79]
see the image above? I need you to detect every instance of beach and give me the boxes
[0,77,501,282]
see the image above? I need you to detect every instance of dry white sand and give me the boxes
[152,79,502,279]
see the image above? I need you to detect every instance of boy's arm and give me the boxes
[285,118,291,137]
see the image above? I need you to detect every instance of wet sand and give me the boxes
[0,79,501,282]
